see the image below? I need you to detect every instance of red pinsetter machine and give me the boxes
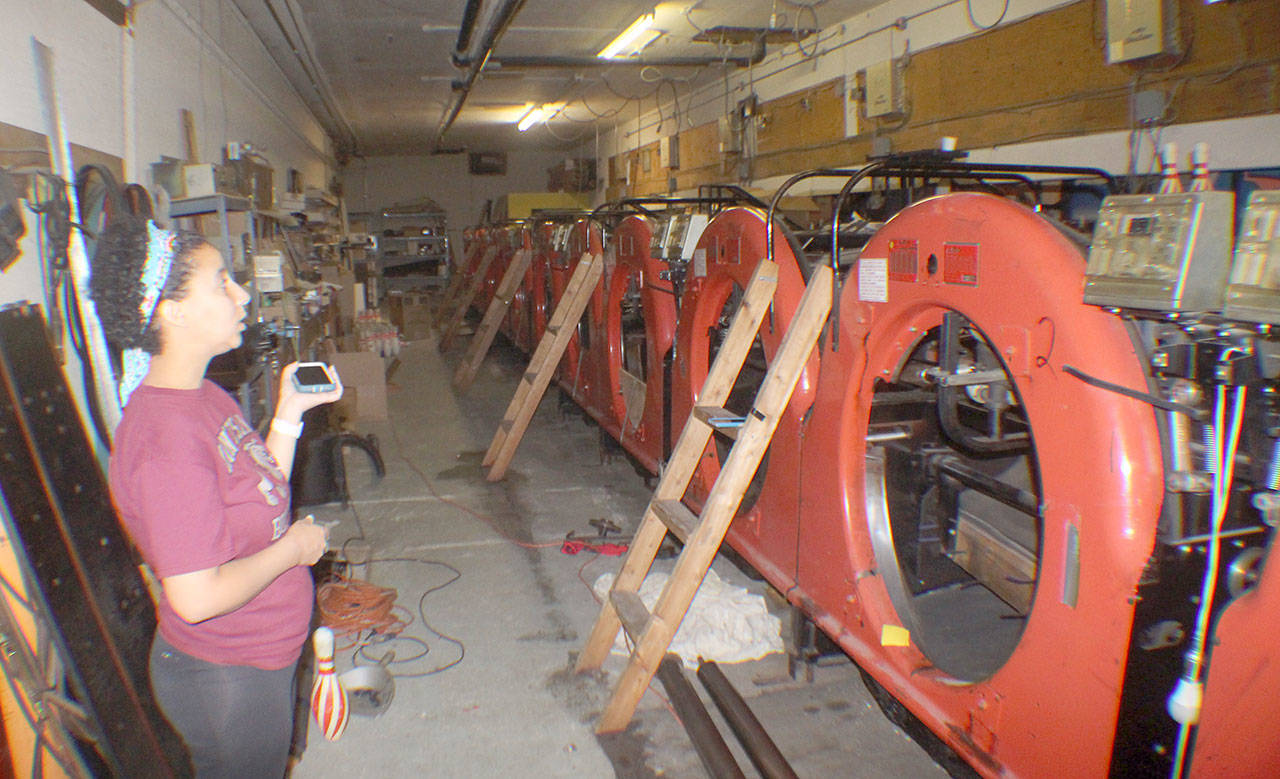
[706,158,1280,777]
[465,156,1280,776]
[554,219,607,410]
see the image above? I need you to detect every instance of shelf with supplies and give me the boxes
[369,203,452,287]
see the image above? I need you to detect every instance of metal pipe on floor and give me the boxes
[696,660,799,779]
[654,654,745,779]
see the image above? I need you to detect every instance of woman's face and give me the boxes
[168,243,251,356]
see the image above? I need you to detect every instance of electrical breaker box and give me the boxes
[1224,191,1280,324]
[1084,191,1234,311]
[1106,0,1179,64]
[659,135,680,170]
[864,59,902,118]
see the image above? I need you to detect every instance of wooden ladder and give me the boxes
[453,248,535,390]
[483,250,604,481]
[574,261,834,734]
[437,243,499,351]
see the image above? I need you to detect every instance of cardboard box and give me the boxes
[183,164,217,198]
[401,319,433,341]
[386,291,432,331]
[323,344,388,421]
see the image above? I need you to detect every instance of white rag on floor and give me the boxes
[593,569,784,668]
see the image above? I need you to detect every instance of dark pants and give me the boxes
[150,634,298,779]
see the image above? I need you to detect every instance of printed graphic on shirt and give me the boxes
[216,415,255,473]
[215,414,291,540]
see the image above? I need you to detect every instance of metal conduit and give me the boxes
[451,0,485,66]
[654,655,745,779]
[696,661,800,779]
[434,0,530,151]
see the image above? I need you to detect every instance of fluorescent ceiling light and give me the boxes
[517,103,567,132]
[517,105,546,132]
[598,13,656,59]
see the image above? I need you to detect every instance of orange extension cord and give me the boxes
[315,573,412,640]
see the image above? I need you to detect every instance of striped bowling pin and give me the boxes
[310,626,349,741]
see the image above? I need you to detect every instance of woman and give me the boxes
[91,216,339,777]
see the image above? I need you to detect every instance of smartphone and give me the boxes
[292,362,337,393]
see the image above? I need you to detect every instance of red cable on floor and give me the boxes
[316,573,411,640]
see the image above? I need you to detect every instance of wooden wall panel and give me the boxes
[677,121,723,175]
[756,78,846,156]
[607,0,1280,198]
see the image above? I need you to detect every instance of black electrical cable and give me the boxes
[1063,364,1207,421]
[965,0,1010,31]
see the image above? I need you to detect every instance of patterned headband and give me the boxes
[119,221,179,406]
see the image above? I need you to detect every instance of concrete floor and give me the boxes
[290,328,950,778]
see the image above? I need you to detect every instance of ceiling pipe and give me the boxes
[450,0,485,68]
[434,0,530,151]
[487,45,764,70]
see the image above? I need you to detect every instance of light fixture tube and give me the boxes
[517,105,546,132]
[598,12,656,59]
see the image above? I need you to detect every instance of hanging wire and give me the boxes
[965,0,1010,31]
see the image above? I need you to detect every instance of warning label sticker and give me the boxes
[859,257,889,302]
[888,240,918,282]
[943,243,979,286]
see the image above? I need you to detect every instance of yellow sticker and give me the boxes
[880,624,910,647]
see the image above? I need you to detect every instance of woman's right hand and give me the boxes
[286,516,329,566]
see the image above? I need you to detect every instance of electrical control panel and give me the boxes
[648,215,674,258]
[1083,191,1234,311]
[864,58,903,118]
[553,224,571,254]
[676,213,709,261]
[1105,0,1180,64]
[1224,191,1280,324]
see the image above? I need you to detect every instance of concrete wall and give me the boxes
[0,0,329,452]
[341,149,570,243]
[1,0,332,309]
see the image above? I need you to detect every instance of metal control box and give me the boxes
[678,213,709,261]
[1224,191,1280,324]
[1084,191,1234,311]
[648,215,674,258]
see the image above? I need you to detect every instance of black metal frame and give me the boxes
[0,303,191,777]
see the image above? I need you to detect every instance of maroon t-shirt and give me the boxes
[109,381,312,670]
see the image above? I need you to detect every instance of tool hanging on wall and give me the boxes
[0,167,25,271]
[32,37,122,440]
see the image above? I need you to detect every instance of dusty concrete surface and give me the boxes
[290,329,949,778]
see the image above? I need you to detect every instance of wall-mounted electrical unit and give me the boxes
[844,82,860,137]
[660,135,679,170]
[1105,0,1180,64]
[718,115,740,154]
[864,59,903,119]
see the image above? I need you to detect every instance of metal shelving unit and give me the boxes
[169,193,274,426]
[374,206,451,287]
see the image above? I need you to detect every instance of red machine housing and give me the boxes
[504,224,536,351]
[525,223,556,348]
[464,188,1280,776]
[671,207,820,584]
[601,215,677,472]
[773,193,1164,776]
[554,220,607,413]
[474,225,511,316]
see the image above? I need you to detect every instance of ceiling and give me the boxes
[232,0,881,160]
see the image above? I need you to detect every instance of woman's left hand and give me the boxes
[275,361,345,423]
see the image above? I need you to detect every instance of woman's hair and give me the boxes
[89,216,209,354]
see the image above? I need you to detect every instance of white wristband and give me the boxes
[270,417,304,439]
